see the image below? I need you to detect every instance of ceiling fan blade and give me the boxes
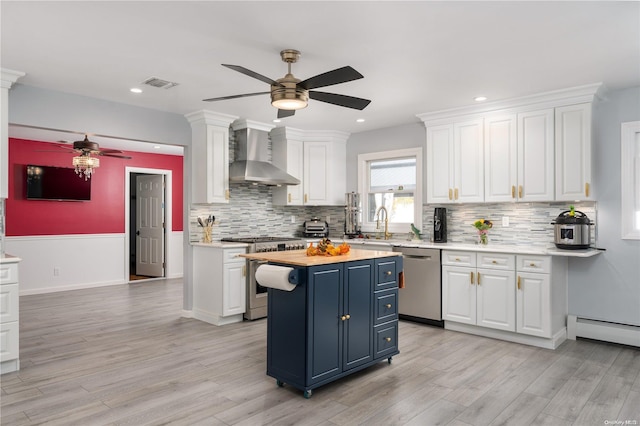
[222,64,282,86]
[309,91,371,110]
[299,66,364,90]
[203,92,270,102]
[99,153,132,159]
[277,109,296,119]
[98,148,124,154]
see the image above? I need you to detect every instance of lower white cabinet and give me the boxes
[1,260,20,374]
[443,250,567,349]
[193,245,247,326]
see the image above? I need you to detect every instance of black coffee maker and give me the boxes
[433,208,447,243]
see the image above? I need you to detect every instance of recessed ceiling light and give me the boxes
[356,118,365,123]
[130,88,143,94]
[474,96,487,102]
[153,145,161,149]
[272,119,281,123]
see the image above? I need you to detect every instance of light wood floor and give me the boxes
[2,279,639,426]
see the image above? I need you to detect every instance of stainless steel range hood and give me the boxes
[229,127,300,186]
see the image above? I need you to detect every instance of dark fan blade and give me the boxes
[222,64,282,86]
[99,148,124,154]
[99,153,132,159]
[277,109,295,119]
[203,92,270,102]
[35,150,72,153]
[309,91,371,110]
[298,66,364,90]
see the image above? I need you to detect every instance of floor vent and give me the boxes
[141,76,179,89]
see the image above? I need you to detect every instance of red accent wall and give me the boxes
[7,138,184,236]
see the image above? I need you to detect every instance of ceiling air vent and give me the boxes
[141,76,179,89]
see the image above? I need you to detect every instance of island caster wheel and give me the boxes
[276,380,284,387]
[303,389,313,399]
[388,357,393,364]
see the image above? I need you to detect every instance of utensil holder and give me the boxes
[202,225,213,244]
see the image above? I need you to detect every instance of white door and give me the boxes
[303,141,329,205]
[223,262,246,316]
[517,109,555,201]
[454,119,484,203]
[426,124,454,204]
[555,103,592,201]
[516,272,551,337]
[484,114,518,202]
[476,268,516,332]
[136,174,165,277]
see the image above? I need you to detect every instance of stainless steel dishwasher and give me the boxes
[392,246,443,327]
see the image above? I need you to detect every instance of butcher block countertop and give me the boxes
[239,248,398,267]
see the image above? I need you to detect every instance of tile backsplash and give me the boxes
[190,187,596,249]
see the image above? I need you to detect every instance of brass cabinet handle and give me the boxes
[386,271,392,276]
[517,276,521,290]
[511,185,516,198]
[454,188,459,200]
[225,189,230,200]
[304,194,308,203]
[341,315,347,321]
[385,303,392,309]
[470,271,475,284]
[455,257,460,261]
[345,314,351,320]
[477,272,481,285]
[518,185,523,199]
[385,337,392,342]
[242,265,246,277]
[530,263,536,267]
[448,188,453,200]
[288,193,292,203]
[585,182,590,197]
[492,260,497,264]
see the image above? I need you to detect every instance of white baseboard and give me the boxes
[192,308,243,326]
[20,279,127,296]
[567,315,640,347]
[445,321,567,350]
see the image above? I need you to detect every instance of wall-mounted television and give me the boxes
[26,165,91,201]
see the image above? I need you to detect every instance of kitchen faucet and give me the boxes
[375,206,391,240]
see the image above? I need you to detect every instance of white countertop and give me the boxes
[192,242,248,249]
[339,239,603,257]
[0,254,22,264]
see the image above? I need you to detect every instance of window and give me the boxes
[358,148,422,234]
[621,121,640,239]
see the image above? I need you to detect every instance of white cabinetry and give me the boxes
[442,251,514,332]
[1,259,20,374]
[426,119,484,204]
[555,103,592,201]
[193,245,247,325]
[443,250,567,349]
[484,114,517,202]
[517,109,555,201]
[272,128,348,206]
[185,111,238,204]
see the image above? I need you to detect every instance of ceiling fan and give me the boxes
[38,135,131,180]
[203,49,371,118]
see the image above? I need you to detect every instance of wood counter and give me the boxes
[239,248,398,267]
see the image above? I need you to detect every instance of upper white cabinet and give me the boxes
[185,111,238,204]
[517,109,555,202]
[426,119,484,203]
[555,103,592,201]
[419,83,601,204]
[272,128,348,206]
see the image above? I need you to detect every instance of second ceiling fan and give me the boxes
[203,49,371,118]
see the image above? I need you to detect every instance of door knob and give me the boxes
[136,230,140,236]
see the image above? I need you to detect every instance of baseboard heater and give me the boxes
[567,315,640,348]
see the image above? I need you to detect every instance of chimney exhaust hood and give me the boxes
[229,127,300,186]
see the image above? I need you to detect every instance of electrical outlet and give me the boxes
[326,215,331,224]
[53,267,60,276]
[290,215,296,224]
[502,216,510,227]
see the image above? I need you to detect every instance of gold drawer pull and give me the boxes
[385,304,392,309]
[454,188,459,200]
[518,185,523,198]
[492,260,497,264]
[517,276,521,290]
[341,314,351,321]
[304,193,308,203]
[585,182,590,197]
[530,263,536,267]
[345,314,351,320]
[386,271,392,276]
[470,272,475,284]
[477,272,481,285]
[385,337,392,342]
[242,266,246,277]
[455,257,460,261]
[511,185,516,198]
[288,193,292,203]
[448,188,453,200]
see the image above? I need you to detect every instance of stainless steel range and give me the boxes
[221,236,306,320]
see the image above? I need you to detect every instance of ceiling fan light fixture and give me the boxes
[271,87,309,110]
[72,154,99,180]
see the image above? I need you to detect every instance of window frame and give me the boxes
[621,120,640,240]
[357,147,423,235]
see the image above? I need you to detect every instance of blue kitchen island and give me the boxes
[241,249,403,398]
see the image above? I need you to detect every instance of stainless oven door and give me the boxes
[246,259,269,319]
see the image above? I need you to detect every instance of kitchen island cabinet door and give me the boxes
[343,261,374,370]
[442,265,476,325]
[476,268,516,332]
[516,272,551,338]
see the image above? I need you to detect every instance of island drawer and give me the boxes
[376,259,397,290]
[375,289,398,325]
[374,321,398,358]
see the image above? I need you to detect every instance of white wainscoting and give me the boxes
[6,232,184,295]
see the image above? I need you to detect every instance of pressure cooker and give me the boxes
[551,210,593,249]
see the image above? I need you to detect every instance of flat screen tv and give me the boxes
[26,165,91,201]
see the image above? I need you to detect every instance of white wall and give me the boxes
[6,232,184,295]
